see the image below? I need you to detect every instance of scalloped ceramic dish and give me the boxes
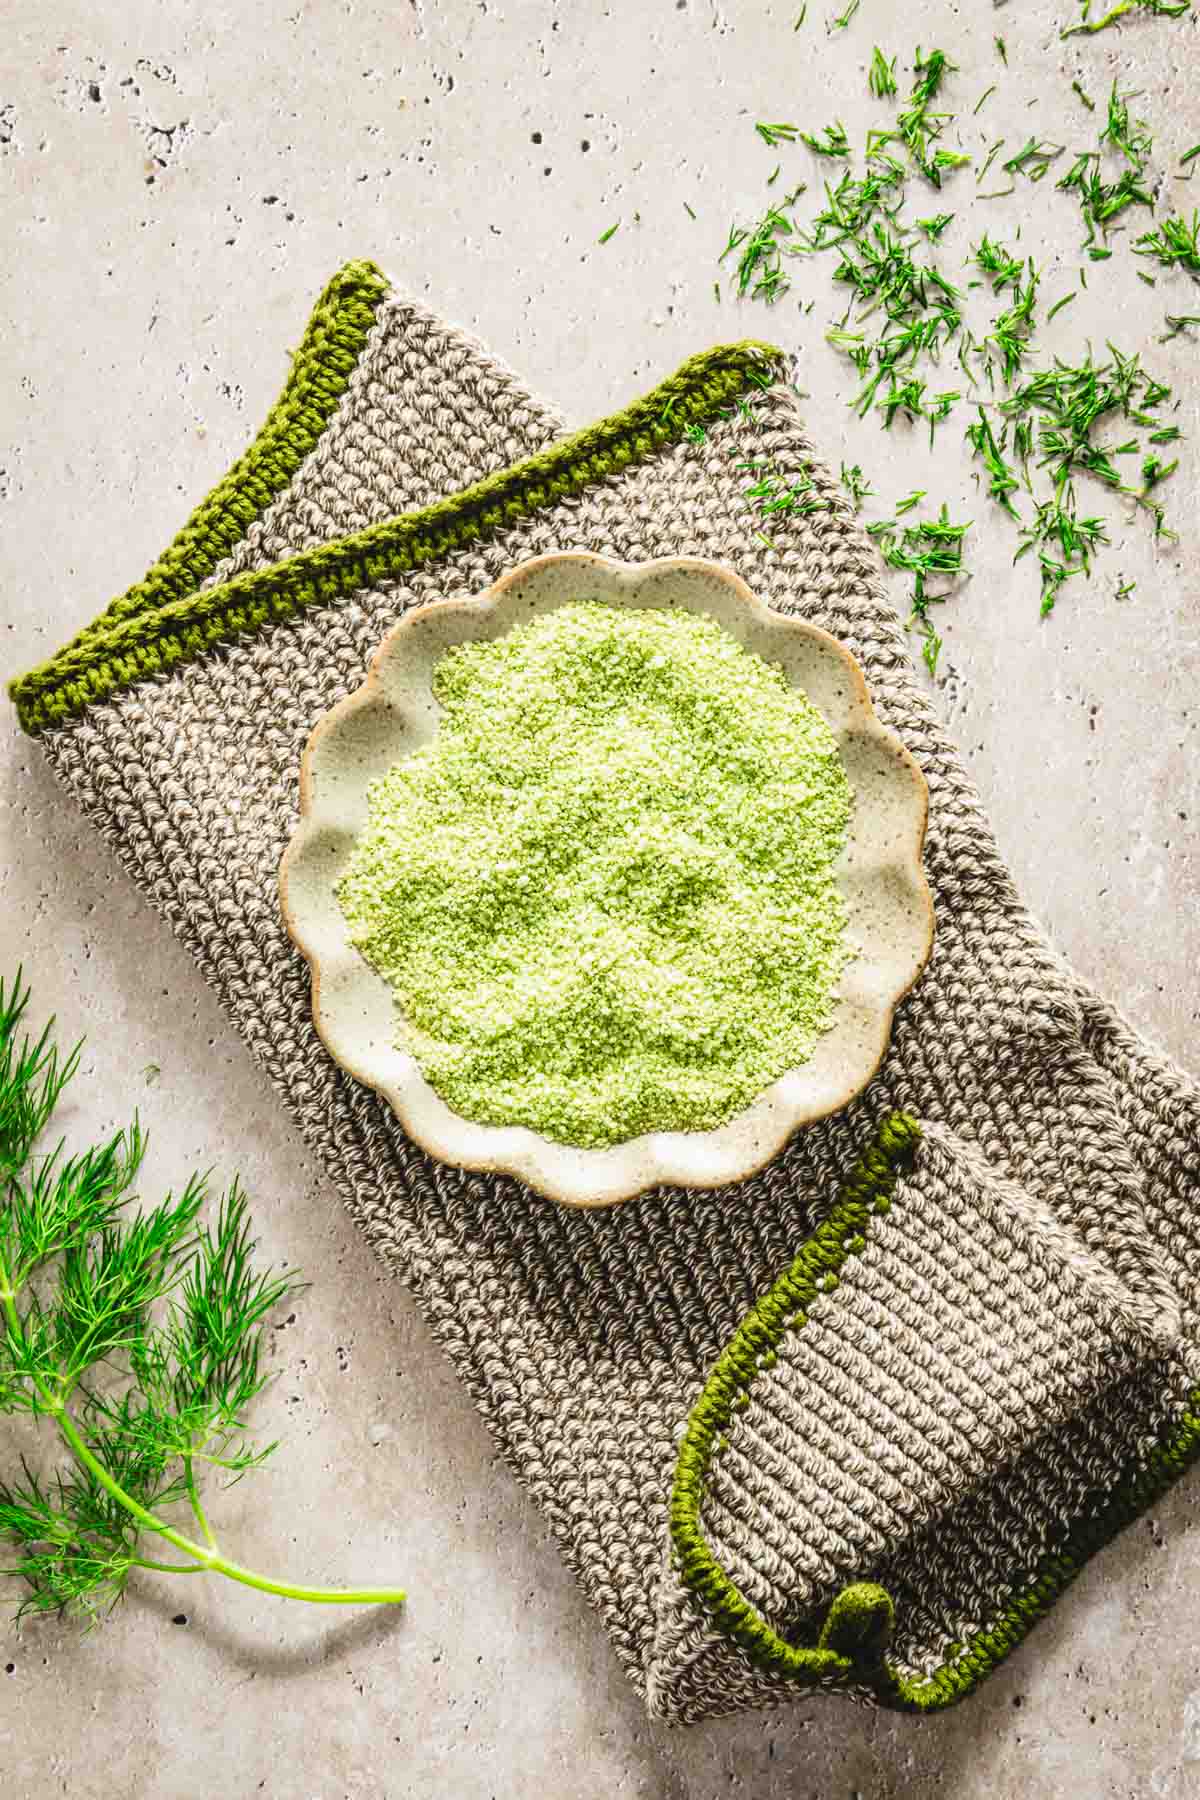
[279,553,933,1207]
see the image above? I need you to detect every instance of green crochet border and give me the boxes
[8,291,783,734]
[668,1111,919,1688]
[670,1111,1200,1711]
[42,259,391,675]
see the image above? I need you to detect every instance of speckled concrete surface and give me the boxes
[3,3,1200,1796]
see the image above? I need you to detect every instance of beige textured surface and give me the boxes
[3,2,1199,1796]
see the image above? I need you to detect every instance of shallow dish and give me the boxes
[279,552,933,1207]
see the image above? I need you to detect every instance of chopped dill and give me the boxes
[840,461,873,510]
[966,408,1022,517]
[974,85,997,117]
[597,222,621,244]
[1115,575,1137,599]
[1063,0,1192,38]
[1046,292,1077,322]
[756,121,800,146]
[684,200,697,219]
[1137,269,1157,285]
[1160,313,1200,339]
[767,164,781,185]
[794,5,807,26]
[917,212,954,240]
[1134,211,1200,273]
[869,48,898,99]
[829,0,861,29]
[1003,137,1065,183]
[995,35,1008,62]
[1072,80,1097,111]
[1181,144,1200,168]
[894,489,926,514]
[800,121,852,158]
[874,504,971,672]
[976,140,1006,187]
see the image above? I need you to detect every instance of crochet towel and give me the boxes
[11,261,1200,1721]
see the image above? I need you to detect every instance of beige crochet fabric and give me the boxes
[11,265,1200,1722]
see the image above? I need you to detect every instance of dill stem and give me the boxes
[0,1244,403,1610]
[184,1453,217,1550]
[53,1407,407,1608]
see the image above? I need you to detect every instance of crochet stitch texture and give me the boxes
[11,265,1200,1722]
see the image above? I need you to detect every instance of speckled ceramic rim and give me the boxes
[279,553,934,1207]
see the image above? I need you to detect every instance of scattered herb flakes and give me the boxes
[894,488,926,515]
[1046,291,1078,322]
[1137,269,1158,285]
[1003,137,1066,183]
[869,48,898,99]
[1134,210,1200,273]
[1063,0,1192,37]
[874,504,971,672]
[800,121,852,158]
[1116,574,1137,598]
[966,408,1022,517]
[995,36,1008,63]
[915,212,954,241]
[1072,81,1097,111]
[829,0,860,29]
[1160,313,1200,339]
[597,221,621,244]
[1181,144,1200,169]
[684,200,697,220]
[795,5,808,26]
[840,461,873,510]
[767,163,781,186]
[977,139,1006,187]
[974,85,997,117]
[756,121,799,147]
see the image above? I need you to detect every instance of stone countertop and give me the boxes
[3,2,1198,1795]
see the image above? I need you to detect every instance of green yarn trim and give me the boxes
[9,314,784,735]
[670,1109,1200,1712]
[668,1112,920,1687]
[879,1383,1200,1712]
[39,259,390,676]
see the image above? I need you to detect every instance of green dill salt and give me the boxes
[336,602,855,1150]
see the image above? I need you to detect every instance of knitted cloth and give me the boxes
[11,262,1200,1722]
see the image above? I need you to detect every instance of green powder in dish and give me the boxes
[336,601,856,1149]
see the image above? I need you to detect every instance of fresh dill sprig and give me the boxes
[829,0,860,29]
[916,212,954,240]
[1063,0,1191,38]
[0,972,405,1623]
[869,48,898,99]
[1134,210,1200,273]
[894,488,926,515]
